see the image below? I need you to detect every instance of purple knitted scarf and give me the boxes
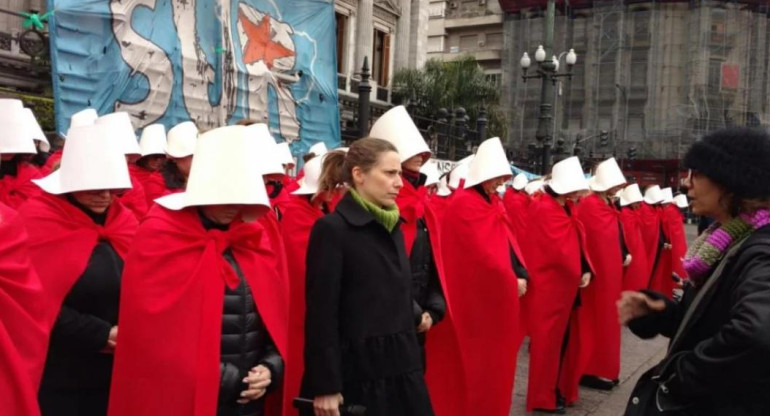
[684,209,770,286]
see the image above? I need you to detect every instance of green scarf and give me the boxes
[348,188,401,233]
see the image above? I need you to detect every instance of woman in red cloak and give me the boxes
[571,158,628,393]
[503,173,531,239]
[439,138,528,416]
[618,184,651,292]
[648,188,684,298]
[130,124,168,206]
[20,121,138,416]
[523,156,593,413]
[161,121,198,194]
[0,201,48,416]
[0,100,44,209]
[109,125,288,416]
[639,185,668,286]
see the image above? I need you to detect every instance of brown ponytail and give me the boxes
[317,137,397,194]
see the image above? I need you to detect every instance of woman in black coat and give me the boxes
[302,138,434,416]
[618,127,770,416]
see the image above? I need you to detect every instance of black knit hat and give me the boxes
[683,127,770,199]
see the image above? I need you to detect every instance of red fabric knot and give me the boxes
[95,225,110,241]
[206,229,242,290]
[400,186,428,224]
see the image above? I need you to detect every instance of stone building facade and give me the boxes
[499,0,770,160]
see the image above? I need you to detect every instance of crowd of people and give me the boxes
[2,99,770,416]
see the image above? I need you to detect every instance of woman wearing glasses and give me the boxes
[619,127,770,416]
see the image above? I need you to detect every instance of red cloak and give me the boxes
[503,188,530,240]
[619,207,651,292]
[522,194,591,411]
[427,194,450,221]
[128,164,167,208]
[279,195,323,414]
[573,194,623,382]
[0,161,43,209]
[439,188,525,416]
[648,205,678,298]
[19,193,137,328]
[663,204,688,279]
[41,150,63,175]
[108,206,289,416]
[117,172,149,219]
[638,203,661,283]
[0,202,48,416]
[396,179,462,416]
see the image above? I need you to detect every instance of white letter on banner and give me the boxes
[110,0,173,128]
[171,0,223,129]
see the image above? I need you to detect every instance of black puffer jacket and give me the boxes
[624,225,770,416]
[200,213,283,416]
[217,251,283,416]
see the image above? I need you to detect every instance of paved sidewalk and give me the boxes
[508,224,697,415]
[509,330,668,416]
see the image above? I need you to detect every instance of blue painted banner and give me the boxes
[47,0,340,154]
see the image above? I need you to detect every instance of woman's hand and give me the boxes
[237,365,271,404]
[579,273,592,288]
[314,393,344,416]
[101,326,118,354]
[624,254,633,267]
[517,278,528,297]
[617,291,667,325]
[417,312,433,333]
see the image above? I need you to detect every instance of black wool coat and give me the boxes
[624,225,770,416]
[302,192,434,416]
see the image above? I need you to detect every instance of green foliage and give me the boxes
[391,56,507,139]
[0,88,55,132]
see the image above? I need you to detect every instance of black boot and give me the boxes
[580,375,616,391]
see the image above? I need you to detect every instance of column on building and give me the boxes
[355,0,375,73]
[394,0,411,71]
[409,0,428,68]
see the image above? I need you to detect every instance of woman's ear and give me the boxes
[351,166,364,187]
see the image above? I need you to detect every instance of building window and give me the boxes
[459,34,477,51]
[372,29,391,86]
[429,1,446,18]
[428,35,444,53]
[335,12,347,74]
[485,72,502,87]
[486,32,503,49]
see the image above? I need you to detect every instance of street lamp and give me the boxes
[519,46,577,174]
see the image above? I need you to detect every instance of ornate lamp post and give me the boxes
[520,2,577,175]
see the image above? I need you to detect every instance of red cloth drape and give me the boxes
[439,188,525,416]
[619,207,651,292]
[279,195,323,414]
[503,188,530,239]
[648,205,681,298]
[663,204,688,279]
[19,193,137,328]
[396,179,461,416]
[129,164,166,209]
[638,203,662,284]
[41,150,63,175]
[522,194,591,411]
[0,162,43,209]
[0,202,48,416]
[118,171,149,219]
[108,206,289,416]
[573,194,624,383]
